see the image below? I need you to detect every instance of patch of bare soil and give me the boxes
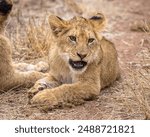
[0,0,149,119]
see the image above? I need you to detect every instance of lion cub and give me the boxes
[28,13,120,109]
[0,0,48,91]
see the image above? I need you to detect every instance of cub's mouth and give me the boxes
[69,59,87,70]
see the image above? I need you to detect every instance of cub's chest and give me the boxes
[59,73,72,84]
[49,50,74,84]
[51,60,73,84]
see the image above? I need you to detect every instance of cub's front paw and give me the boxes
[28,82,47,101]
[30,90,58,111]
[28,79,58,101]
[35,61,49,72]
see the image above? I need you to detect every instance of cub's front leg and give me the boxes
[30,80,100,110]
[28,73,61,100]
[13,61,49,72]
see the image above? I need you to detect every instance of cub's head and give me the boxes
[49,13,106,73]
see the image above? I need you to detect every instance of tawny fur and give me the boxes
[28,13,120,110]
[0,0,48,91]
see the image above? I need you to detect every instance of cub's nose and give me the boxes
[0,0,13,15]
[77,53,87,60]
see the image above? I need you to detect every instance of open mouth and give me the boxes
[69,59,87,70]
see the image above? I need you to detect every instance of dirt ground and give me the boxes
[0,0,150,119]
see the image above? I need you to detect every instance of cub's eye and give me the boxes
[88,38,95,44]
[69,36,76,42]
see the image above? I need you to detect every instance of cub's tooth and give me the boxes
[74,63,78,67]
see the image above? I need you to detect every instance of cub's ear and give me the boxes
[0,0,13,15]
[89,13,106,31]
[49,15,68,37]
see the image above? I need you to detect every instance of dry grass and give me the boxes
[9,18,51,61]
[64,0,83,15]
[26,18,51,57]
[130,20,150,32]
[127,42,150,119]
